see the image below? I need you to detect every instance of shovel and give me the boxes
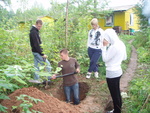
[29,71,77,84]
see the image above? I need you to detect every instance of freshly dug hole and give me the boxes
[53,82,90,102]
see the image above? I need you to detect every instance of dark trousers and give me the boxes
[88,47,102,72]
[106,76,122,113]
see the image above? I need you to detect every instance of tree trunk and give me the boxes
[65,0,69,47]
[94,0,97,9]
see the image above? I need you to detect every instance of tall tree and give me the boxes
[48,1,66,19]
[0,0,11,6]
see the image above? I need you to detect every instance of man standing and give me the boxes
[52,49,80,105]
[29,19,51,80]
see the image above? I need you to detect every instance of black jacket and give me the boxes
[29,26,44,56]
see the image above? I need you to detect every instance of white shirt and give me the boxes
[102,40,127,78]
[87,28,104,49]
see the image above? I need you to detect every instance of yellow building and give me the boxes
[38,16,54,26]
[99,5,139,33]
[18,16,54,30]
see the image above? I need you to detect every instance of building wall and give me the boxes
[98,17,111,30]
[125,8,139,31]
[98,12,126,30]
[114,12,126,30]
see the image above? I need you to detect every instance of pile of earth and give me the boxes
[1,87,80,113]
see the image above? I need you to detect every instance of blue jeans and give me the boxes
[88,47,102,72]
[64,83,80,105]
[32,52,51,80]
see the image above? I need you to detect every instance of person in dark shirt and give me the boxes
[29,19,51,81]
[52,49,80,105]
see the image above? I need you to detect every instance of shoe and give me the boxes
[86,72,91,79]
[94,72,99,78]
[106,109,114,113]
[42,80,52,85]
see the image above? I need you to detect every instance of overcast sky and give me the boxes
[9,0,141,12]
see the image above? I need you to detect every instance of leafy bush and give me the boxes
[137,47,150,63]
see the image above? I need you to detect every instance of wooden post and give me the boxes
[65,0,69,47]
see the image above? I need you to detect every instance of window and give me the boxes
[105,15,114,26]
[130,13,134,26]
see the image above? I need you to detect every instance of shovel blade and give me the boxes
[28,80,42,84]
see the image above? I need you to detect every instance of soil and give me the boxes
[1,87,80,113]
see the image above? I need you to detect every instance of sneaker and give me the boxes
[94,72,99,78]
[106,109,114,113]
[86,72,91,79]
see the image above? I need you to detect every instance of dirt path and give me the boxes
[120,40,137,92]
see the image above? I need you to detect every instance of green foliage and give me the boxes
[134,4,149,29]
[133,4,150,50]
[0,104,8,113]
[0,0,14,29]
[0,95,9,112]
[137,47,150,63]
[0,62,35,112]
[123,64,150,113]
[12,94,43,113]
[133,28,150,49]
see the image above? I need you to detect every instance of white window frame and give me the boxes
[130,13,134,26]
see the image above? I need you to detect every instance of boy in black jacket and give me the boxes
[29,19,51,81]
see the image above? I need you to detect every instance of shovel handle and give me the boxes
[50,72,77,80]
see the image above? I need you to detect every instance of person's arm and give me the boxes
[99,29,105,48]
[52,63,62,79]
[75,59,80,73]
[87,30,91,48]
[102,45,117,63]
[57,63,63,74]
[123,44,127,61]
[30,31,44,56]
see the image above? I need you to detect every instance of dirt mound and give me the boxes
[1,87,80,113]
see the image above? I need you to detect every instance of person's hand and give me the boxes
[51,74,56,80]
[76,68,80,73]
[103,39,109,46]
[42,54,48,58]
